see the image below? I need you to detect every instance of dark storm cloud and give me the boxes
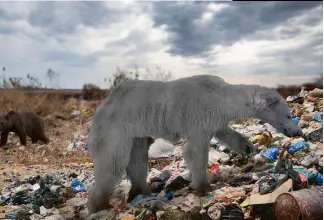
[0,7,23,22]
[151,1,323,56]
[27,2,126,35]
[0,2,126,37]
[105,29,162,57]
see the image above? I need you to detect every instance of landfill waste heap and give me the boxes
[0,87,323,220]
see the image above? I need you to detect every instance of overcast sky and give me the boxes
[0,1,322,89]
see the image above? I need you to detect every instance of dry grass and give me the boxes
[0,89,101,116]
[0,89,103,166]
[0,89,66,116]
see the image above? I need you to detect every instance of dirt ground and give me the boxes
[0,113,174,190]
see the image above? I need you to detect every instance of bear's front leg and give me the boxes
[182,135,212,195]
[0,131,9,147]
[215,128,256,155]
[16,130,27,146]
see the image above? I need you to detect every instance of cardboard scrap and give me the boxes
[240,179,293,207]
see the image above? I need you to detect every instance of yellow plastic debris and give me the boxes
[121,216,136,220]
[250,134,263,143]
[250,131,272,146]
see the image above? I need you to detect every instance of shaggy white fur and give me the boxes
[87,75,302,214]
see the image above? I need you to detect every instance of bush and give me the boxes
[105,65,172,90]
[82,83,104,101]
[275,82,323,98]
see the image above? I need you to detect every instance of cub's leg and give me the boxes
[126,137,151,203]
[183,134,211,195]
[87,136,133,215]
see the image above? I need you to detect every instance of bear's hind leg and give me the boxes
[183,134,211,195]
[40,135,50,144]
[87,136,133,215]
[126,137,151,203]
[31,138,38,144]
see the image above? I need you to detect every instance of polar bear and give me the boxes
[87,75,302,214]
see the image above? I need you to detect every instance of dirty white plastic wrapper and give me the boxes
[286,95,298,102]
[210,137,218,145]
[208,148,230,164]
[71,110,81,117]
[148,138,174,158]
[208,203,223,220]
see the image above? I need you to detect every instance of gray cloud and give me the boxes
[27,2,123,35]
[0,1,322,88]
[113,29,162,57]
[41,50,108,68]
[151,1,323,56]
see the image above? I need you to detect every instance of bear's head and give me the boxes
[246,85,303,138]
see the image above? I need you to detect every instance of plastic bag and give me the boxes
[220,204,244,220]
[261,147,279,162]
[305,96,317,102]
[150,170,172,183]
[313,112,323,122]
[287,141,307,154]
[71,180,86,193]
[308,171,323,185]
[129,194,165,209]
[291,117,300,125]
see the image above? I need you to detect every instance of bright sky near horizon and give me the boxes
[0,1,322,89]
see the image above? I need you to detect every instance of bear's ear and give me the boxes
[4,110,16,120]
[7,110,16,115]
[4,114,10,120]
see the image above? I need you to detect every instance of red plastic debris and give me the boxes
[211,164,219,174]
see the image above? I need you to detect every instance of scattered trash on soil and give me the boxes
[1,86,323,219]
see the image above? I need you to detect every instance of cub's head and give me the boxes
[246,85,303,138]
[0,115,9,132]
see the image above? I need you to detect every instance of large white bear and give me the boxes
[87,75,302,214]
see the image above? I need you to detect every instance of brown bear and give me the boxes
[0,110,49,147]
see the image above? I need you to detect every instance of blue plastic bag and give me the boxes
[165,192,174,200]
[315,173,323,185]
[130,194,151,206]
[261,147,279,162]
[291,117,300,125]
[150,170,172,183]
[308,172,323,185]
[313,112,323,122]
[5,212,16,218]
[288,141,308,154]
[71,180,86,193]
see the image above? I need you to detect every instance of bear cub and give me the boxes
[0,110,49,148]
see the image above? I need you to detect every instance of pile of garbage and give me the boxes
[1,87,323,220]
[67,121,92,153]
[67,135,89,152]
[0,167,95,219]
